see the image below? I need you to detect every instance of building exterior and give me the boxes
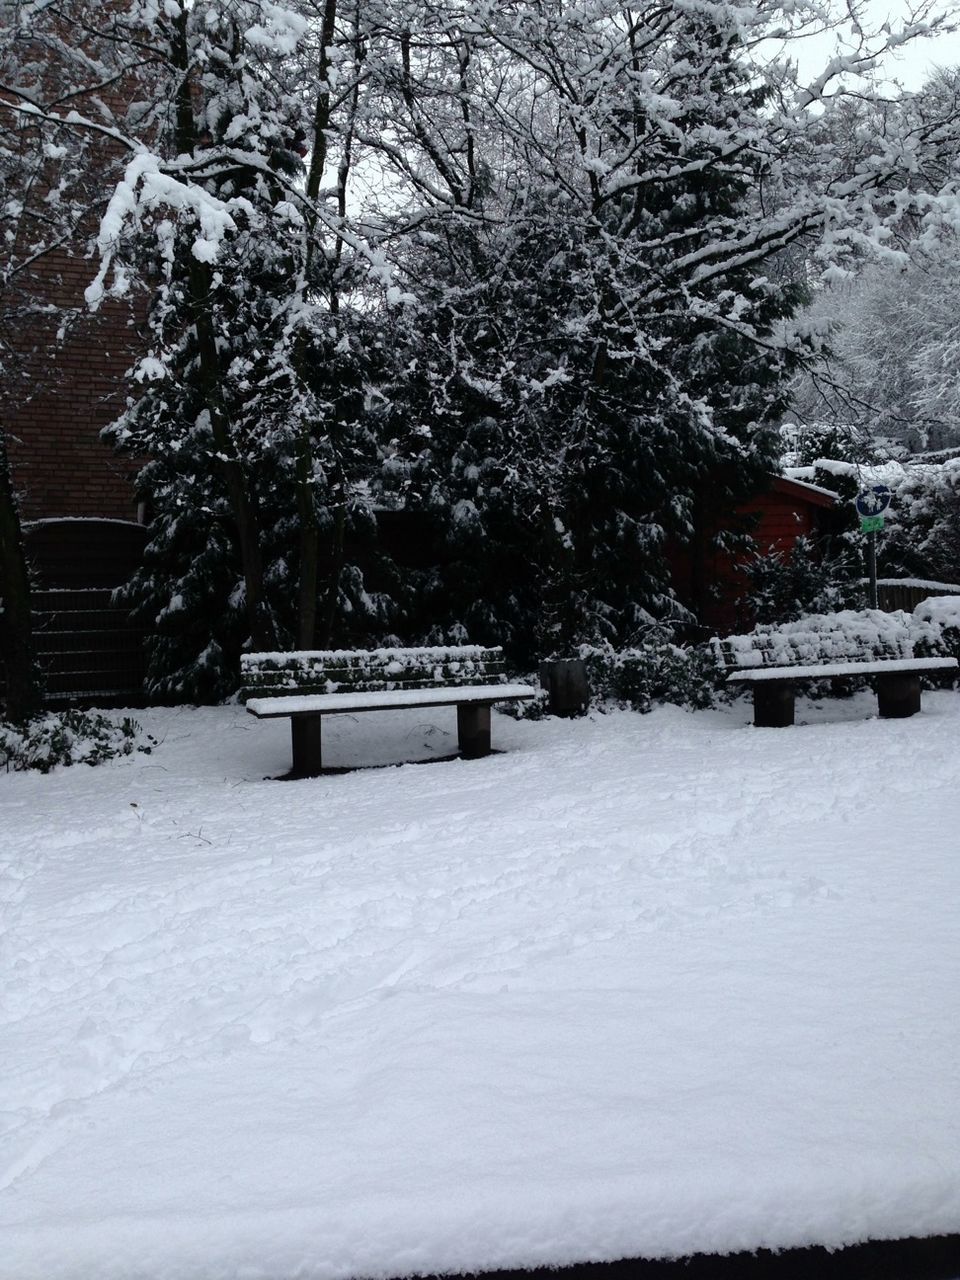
[669,475,839,635]
[2,180,148,705]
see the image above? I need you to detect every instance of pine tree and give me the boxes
[383,7,811,661]
[96,0,392,697]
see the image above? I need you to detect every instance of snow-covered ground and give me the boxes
[3,694,959,1280]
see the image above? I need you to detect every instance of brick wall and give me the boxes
[4,263,144,522]
[2,6,149,522]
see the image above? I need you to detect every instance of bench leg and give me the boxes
[291,715,323,776]
[457,703,492,758]
[753,682,795,728]
[876,672,921,719]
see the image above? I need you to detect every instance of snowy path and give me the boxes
[2,695,959,1280]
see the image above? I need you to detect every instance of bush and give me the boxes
[912,596,960,669]
[743,535,864,626]
[879,461,960,584]
[0,710,153,774]
[578,639,723,713]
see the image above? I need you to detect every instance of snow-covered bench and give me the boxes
[711,610,958,727]
[242,646,535,776]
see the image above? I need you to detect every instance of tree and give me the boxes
[377,2,922,653]
[792,232,960,451]
[5,0,960,688]
[786,66,960,448]
[2,0,406,696]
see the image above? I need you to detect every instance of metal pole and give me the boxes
[867,529,878,609]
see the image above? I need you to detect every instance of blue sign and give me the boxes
[855,485,892,517]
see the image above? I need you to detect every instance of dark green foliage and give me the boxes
[381,15,810,665]
[789,423,876,467]
[878,465,960,585]
[0,710,152,772]
[577,640,724,714]
[744,535,865,626]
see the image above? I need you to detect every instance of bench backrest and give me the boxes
[241,645,509,698]
[710,608,938,673]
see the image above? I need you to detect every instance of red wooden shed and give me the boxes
[669,474,839,636]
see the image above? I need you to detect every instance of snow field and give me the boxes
[2,694,959,1280]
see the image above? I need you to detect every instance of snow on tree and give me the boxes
[372,1,960,655]
[3,0,403,697]
[788,66,960,449]
[5,0,960,692]
[793,233,960,451]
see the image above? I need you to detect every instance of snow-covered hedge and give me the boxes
[913,596,960,665]
[714,608,943,670]
[241,646,507,697]
[711,601,960,684]
[914,595,960,630]
[0,711,153,774]
[577,640,722,714]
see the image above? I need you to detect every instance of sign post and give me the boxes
[855,486,892,609]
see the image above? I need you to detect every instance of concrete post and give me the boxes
[753,682,795,728]
[291,714,323,775]
[876,672,921,719]
[457,703,491,758]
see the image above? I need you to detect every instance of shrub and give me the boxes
[743,535,864,626]
[913,596,960,669]
[879,461,960,584]
[0,710,154,774]
[578,639,723,713]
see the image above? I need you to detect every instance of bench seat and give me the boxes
[246,683,536,717]
[711,613,958,726]
[727,656,957,684]
[242,645,535,775]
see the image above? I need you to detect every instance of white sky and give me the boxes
[789,1,960,90]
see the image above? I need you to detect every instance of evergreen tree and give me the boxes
[383,9,810,661]
[94,0,392,698]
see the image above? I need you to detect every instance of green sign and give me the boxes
[860,515,884,533]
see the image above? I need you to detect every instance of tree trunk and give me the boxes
[292,0,338,651]
[170,10,272,653]
[0,430,42,723]
[186,257,273,652]
[317,462,347,649]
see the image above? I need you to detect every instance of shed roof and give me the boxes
[770,475,838,509]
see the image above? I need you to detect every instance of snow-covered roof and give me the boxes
[770,474,838,507]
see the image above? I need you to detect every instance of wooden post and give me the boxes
[876,672,921,719]
[753,681,795,728]
[290,714,323,776]
[457,703,491,758]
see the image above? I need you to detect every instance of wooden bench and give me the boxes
[711,617,957,728]
[242,645,536,776]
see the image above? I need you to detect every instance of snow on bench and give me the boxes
[242,646,536,775]
[710,609,958,727]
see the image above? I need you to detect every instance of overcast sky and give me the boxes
[790,2,960,90]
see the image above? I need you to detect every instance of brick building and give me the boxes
[2,15,150,702]
[5,280,142,526]
[2,7,145,528]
